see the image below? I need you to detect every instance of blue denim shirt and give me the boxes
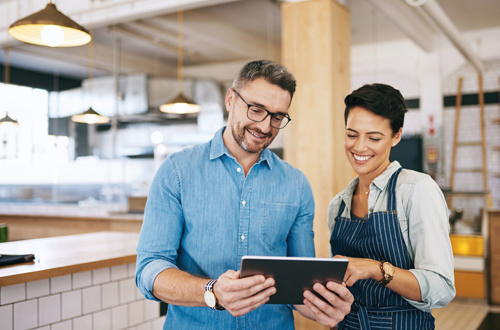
[328,161,455,313]
[136,127,315,330]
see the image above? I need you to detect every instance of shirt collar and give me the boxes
[339,161,402,209]
[209,126,274,170]
[372,161,402,191]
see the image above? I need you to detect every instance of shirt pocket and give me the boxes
[261,202,298,250]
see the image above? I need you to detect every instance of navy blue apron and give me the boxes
[330,168,435,330]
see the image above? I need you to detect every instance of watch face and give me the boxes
[383,263,394,275]
[204,291,216,308]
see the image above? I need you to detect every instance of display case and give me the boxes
[443,190,488,299]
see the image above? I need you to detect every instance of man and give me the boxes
[136,60,353,329]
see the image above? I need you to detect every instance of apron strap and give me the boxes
[337,199,346,218]
[386,167,403,212]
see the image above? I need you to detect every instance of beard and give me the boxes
[230,120,276,154]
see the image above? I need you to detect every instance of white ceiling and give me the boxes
[0,0,499,82]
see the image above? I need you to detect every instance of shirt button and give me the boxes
[237,168,241,172]
[242,201,246,206]
[241,235,245,241]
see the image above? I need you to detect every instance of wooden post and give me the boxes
[281,1,352,328]
[450,76,463,191]
[478,73,488,191]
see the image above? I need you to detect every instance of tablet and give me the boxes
[240,256,348,305]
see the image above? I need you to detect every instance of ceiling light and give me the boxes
[8,2,91,47]
[159,2,200,115]
[160,93,201,114]
[71,107,110,124]
[0,113,19,126]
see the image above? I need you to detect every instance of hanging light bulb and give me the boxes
[159,2,200,115]
[71,108,110,124]
[9,2,91,47]
[0,113,19,126]
[160,94,200,114]
[40,25,65,47]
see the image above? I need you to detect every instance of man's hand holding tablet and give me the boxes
[240,256,354,328]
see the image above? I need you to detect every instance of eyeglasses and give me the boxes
[232,89,291,129]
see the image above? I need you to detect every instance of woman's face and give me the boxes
[344,106,402,179]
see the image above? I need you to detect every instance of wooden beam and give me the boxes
[450,76,463,191]
[9,42,177,78]
[478,73,488,190]
[364,0,436,52]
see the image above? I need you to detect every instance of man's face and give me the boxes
[226,78,291,154]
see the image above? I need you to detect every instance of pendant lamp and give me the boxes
[8,1,91,47]
[0,113,19,126]
[71,1,109,125]
[159,2,200,114]
[1,39,19,126]
[71,107,109,124]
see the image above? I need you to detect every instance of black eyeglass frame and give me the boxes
[232,88,291,129]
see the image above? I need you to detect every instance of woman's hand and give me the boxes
[334,255,382,287]
[295,281,354,328]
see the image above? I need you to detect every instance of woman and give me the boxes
[328,84,455,330]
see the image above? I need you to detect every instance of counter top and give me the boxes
[0,202,143,221]
[0,232,139,287]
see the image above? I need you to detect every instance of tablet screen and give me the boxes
[240,256,348,305]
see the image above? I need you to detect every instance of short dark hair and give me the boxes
[344,83,408,134]
[232,60,297,99]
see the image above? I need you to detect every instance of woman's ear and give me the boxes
[392,128,403,147]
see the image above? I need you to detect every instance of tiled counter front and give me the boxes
[0,263,165,330]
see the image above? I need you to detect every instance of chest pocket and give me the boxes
[261,202,298,249]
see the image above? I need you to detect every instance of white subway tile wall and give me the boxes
[82,286,101,314]
[111,265,128,281]
[0,304,13,330]
[50,320,71,330]
[1,284,26,305]
[102,282,119,309]
[27,280,49,300]
[72,315,92,330]
[128,301,145,326]
[14,299,37,330]
[0,263,163,330]
[61,290,82,320]
[92,268,110,285]
[119,279,136,304]
[72,272,91,290]
[39,295,61,326]
[50,276,71,294]
[93,309,111,330]
[111,305,128,330]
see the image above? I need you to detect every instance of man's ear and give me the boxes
[225,89,235,113]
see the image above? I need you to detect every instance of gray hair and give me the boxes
[232,60,297,99]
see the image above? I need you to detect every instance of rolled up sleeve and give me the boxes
[404,176,456,311]
[135,157,184,301]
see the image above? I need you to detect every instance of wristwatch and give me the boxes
[379,261,396,285]
[204,279,225,310]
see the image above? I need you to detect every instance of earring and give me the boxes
[392,143,396,146]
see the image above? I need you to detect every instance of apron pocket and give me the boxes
[369,314,392,329]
